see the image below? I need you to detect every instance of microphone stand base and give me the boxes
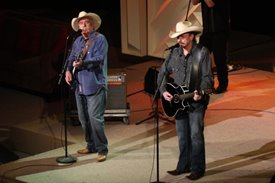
[56,155,77,164]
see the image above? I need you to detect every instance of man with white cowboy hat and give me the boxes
[71,11,102,32]
[157,20,214,180]
[168,20,202,39]
[65,11,109,162]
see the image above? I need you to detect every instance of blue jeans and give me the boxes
[175,105,206,173]
[75,87,108,155]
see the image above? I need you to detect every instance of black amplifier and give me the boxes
[67,72,130,125]
[106,73,127,109]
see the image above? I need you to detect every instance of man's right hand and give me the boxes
[163,91,173,102]
[204,0,215,8]
[65,71,72,85]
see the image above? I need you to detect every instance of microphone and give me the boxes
[165,43,180,51]
[74,29,83,36]
[68,29,83,38]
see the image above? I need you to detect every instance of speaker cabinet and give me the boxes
[105,73,130,124]
[106,74,127,109]
[67,73,130,125]
[144,67,159,95]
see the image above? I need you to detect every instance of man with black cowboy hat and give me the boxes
[65,11,109,162]
[157,20,214,180]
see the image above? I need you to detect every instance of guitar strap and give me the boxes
[81,39,92,58]
[189,44,203,91]
[80,32,98,59]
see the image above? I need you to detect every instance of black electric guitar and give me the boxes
[161,83,214,118]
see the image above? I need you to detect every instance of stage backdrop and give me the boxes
[120,0,201,58]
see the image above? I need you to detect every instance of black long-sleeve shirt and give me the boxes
[157,42,214,106]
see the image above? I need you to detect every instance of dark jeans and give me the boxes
[75,87,108,155]
[175,105,206,173]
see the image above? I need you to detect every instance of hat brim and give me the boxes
[169,26,202,38]
[71,13,101,32]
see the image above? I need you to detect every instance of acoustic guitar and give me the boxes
[161,83,213,118]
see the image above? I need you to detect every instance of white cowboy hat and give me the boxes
[71,11,101,32]
[169,21,202,38]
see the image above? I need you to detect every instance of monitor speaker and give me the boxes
[144,66,159,95]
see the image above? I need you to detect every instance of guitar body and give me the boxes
[161,83,191,118]
[161,83,214,118]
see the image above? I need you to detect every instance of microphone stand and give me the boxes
[150,91,165,183]
[150,51,172,183]
[56,32,79,164]
[185,0,192,21]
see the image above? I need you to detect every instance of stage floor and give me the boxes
[1,31,275,183]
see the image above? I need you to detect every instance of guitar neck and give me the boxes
[178,89,213,100]
[72,53,84,75]
[178,93,194,100]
